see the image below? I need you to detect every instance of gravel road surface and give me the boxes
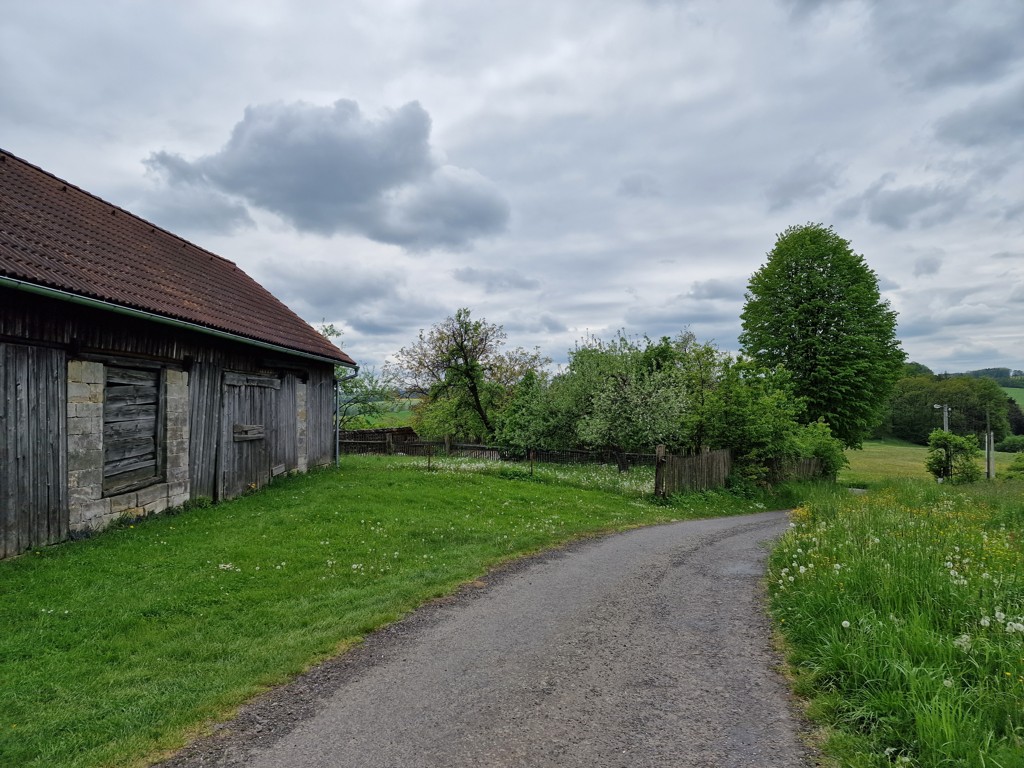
[160,510,814,767]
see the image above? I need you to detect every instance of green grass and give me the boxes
[352,398,419,429]
[769,480,1024,767]
[841,438,1017,487]
[0,455,782,768]
[1003,387,1024,408]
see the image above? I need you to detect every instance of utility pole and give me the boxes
[986,409,995,480]
[933,403,950,432]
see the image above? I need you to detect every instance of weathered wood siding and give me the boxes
[273,373,299,475]
[306,368,336,468]
[103,366,163,495]
[0,342,68,557]
[1,287,344,532]
[188,362,222,501]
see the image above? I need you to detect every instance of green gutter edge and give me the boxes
[0,276,357,370]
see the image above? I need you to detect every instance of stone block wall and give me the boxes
[67,362,191,532]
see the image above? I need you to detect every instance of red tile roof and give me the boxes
[0,149,355,366]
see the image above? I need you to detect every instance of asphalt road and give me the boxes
[161,511,813,768]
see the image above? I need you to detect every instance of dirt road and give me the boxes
[160,510,813,767]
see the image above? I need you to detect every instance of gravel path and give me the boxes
[159,511,815,767]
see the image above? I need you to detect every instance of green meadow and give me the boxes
[0,456,783,768]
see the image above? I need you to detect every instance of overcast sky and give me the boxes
[3,0,1022,373]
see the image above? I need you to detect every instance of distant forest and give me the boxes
[947,368,1024,388]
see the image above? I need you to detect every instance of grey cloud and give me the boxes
[868,1,1024,90]
[625,301,738,333]
[1004,202,1024,221]
[687,279,745,301]
[505,313,568,335]
[258,260,402,320]
[1009,285,1024,304]
[146,99,509,249]
[843,175,971,230]
[992,251,1024,260]
[368,166,510,250]
[877,275,900,292]
[781,0,850,18]
[452,266,541,293]
[913,255,942,277]
[765,156,843,211]
[346,297,449,338]
[136,184,254,236]
[933,340,1016,369]
[617,172,662,198]
[936,84,1024,147]
[868,185,969,230]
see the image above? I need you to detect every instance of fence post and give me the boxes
[385,433,394,455]
[530,448,535,477]
[655,444,666,497]
[444,435,452,456]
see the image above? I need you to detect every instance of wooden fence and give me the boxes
[340,432,823,495]
[654,446,732,497]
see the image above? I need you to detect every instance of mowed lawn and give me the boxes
[0,455,778,768]
[840,437,1017,487]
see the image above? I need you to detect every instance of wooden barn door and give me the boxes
[217,372,280,500]
[0,343,68,558]
[188,363,222,501]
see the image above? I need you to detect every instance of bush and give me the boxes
[925,430,982,484]
[994,434,1024,453]
[1004,453,1024,480]
[793,419,848,480]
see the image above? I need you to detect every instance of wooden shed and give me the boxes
[0,149,357,558]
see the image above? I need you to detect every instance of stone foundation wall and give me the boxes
[67,361,191,532]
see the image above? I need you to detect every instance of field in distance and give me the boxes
[840,437,1016,487]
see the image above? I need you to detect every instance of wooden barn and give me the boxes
[0,149,356,558]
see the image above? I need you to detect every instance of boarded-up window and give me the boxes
[104,366,163,495]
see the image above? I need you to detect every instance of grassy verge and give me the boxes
[0,455,784,768]
[841,438,1016,487]
[768,480,1024,766]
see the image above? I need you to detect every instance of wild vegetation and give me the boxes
[769,481,1024,767]
[381,311,849,486]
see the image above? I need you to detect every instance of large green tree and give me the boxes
[739,223,904,448]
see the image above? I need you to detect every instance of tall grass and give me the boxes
[769,480,1024,766]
